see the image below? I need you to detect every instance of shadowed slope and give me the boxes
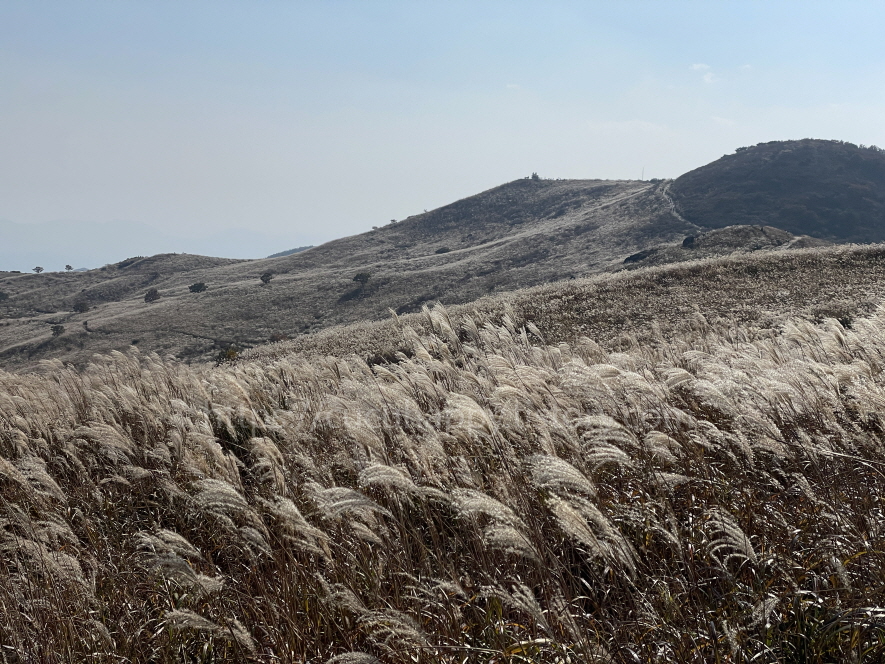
[669,139,885,241]
[620,224,831,268]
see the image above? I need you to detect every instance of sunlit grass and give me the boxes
[2,297,885,661]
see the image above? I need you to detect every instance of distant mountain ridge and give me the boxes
[2,138,885,370]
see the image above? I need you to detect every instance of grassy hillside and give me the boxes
[247,244,885,365]
[620,224,830,269]
[0,179,693,370]
[4,138,885,371]
[669,139,885,241]
[2,271,885,661]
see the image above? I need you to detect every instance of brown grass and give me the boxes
[248,243,885,364]
[2,285,885,661]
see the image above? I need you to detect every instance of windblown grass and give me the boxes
[2,301,885,662]
[246,243,885,365]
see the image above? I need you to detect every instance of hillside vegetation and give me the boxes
[0,179,692,370]
[620,224,830,269]
[247,244,885,365]
[2,279,885,661]
[4,139,885,370]
[670,139,885,241]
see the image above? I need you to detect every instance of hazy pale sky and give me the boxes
[2,1,884,253]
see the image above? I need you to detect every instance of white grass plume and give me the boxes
[528,454,596,498]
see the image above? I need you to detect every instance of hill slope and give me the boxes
[619,224,831,269]
[0,178,694,369]
[669,139,885,241]
[246,243,885,364]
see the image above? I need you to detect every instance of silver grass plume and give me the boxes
[358,608,428,652]
[73,423,136,462]
[318,576,369,616]
[547,496,607,560]
[583,441,633,472]
[574,415,640,453]
[0,532,86,588]
[358,462,419,502]
[528,454,597,498]
[133,531,222,596]
[705,507,757,569]
[481,583,552,636]
[643,431,684,465]
[258,496,329,557]
[191,478,248,517]
[163,609,257,654]
[326,654,381,664]
[548,495,636,573]
[307,483,390,543]
[249,436,287,492]
[15,455,67,503]
[146,529,204,561]
[444,393,497,443]
[238,525,273,557]
[483,523,540,561]
[452,489,523,527]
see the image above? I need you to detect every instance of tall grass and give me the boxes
[2,303,885,662]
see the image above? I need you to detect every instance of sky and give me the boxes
[2,1,885,268]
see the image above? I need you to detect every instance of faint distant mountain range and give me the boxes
[0,218,310,272]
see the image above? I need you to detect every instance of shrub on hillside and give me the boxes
[189,282,207,293]
[144,288,160,303]
[214,346,239,364]
[50,324,64,337]
[73,301,89,313]
[353,272,371,285]
[260,272,274,285]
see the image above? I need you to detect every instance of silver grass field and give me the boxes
[2,298,885,662]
